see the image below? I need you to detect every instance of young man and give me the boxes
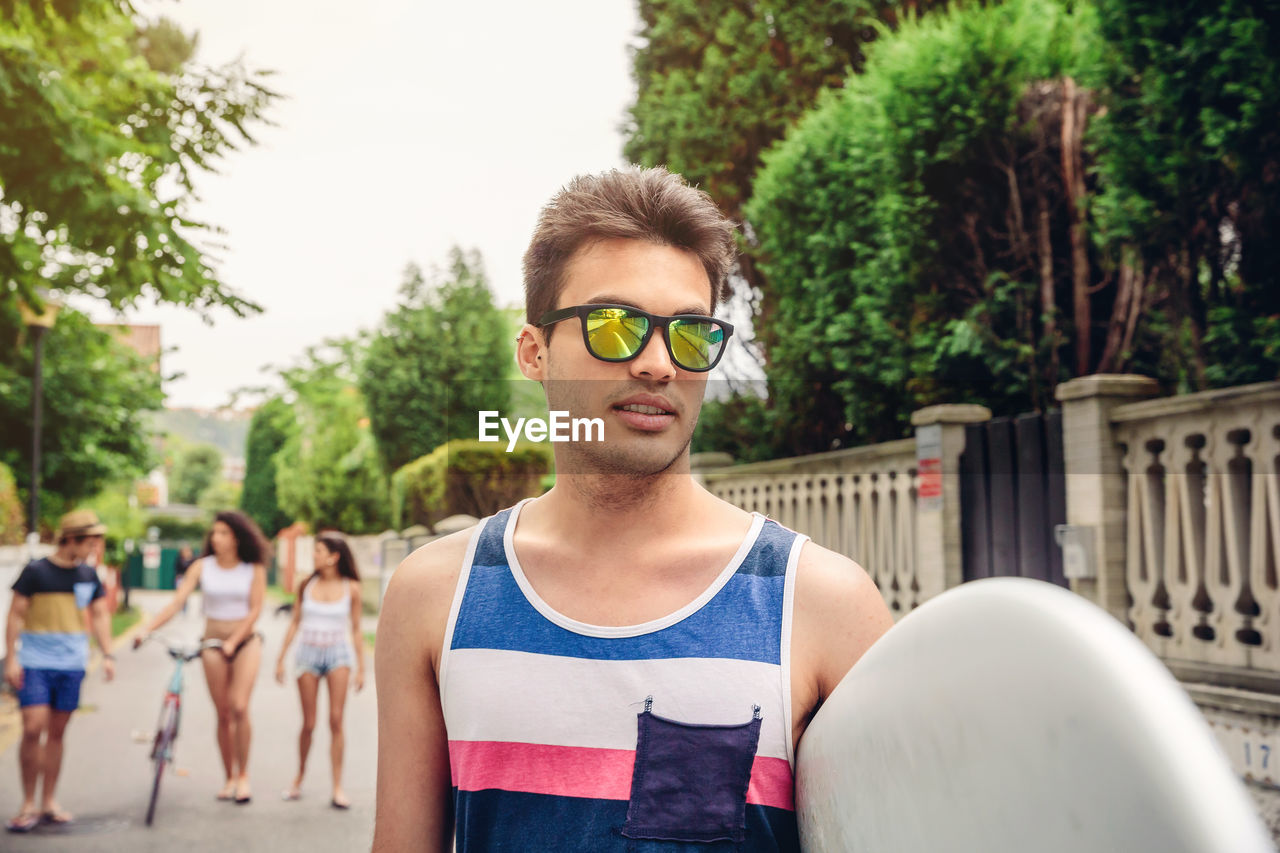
[4,509,116,833]
[374,167,894,851]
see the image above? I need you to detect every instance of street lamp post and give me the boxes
[18,292,61,550]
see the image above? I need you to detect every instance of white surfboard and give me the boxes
[795,578,1274,852]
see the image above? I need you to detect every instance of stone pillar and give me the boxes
[1055,374,1161,621]
[911,404,992,603]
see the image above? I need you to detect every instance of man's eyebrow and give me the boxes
[583,295,714,316]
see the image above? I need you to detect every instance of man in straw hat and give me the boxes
[5,509,115,833]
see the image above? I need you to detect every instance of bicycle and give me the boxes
[133,634,223,826]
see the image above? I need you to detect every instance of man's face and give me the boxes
[531,238,713,477]
[71,534,102,561]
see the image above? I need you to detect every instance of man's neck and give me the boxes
[532,467,703,545]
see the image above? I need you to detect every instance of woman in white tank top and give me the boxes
[135,510,269,804]
[275,533,365,809]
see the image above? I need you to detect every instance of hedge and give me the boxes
[392,440,551,531]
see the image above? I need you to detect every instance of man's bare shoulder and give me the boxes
[378,525,477,669]
[794,539,882,605]
[793,540,895,697]
[389,525,476,598]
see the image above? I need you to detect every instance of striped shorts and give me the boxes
[295,641,354,677]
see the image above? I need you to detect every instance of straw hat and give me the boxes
[57,509,107,539]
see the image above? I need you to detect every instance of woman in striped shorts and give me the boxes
[275,534,366,808]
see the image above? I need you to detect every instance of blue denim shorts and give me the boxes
[18,668,85,712]
[295,642,354,678]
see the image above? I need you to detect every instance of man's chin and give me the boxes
[556,437,690,478]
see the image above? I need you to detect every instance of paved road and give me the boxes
[1,590,379,852]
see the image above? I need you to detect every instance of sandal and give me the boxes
[6,812,41,833]
[41,809,73,825]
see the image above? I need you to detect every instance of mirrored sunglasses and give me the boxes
[537,304,733,372]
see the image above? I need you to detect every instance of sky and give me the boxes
[88,0,643,408]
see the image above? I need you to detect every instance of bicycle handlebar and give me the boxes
[133,634,240,662]
[133,627,263,660]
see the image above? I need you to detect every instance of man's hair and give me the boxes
[522,166,737,330]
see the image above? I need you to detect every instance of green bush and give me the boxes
[691,393,775,464]
[392,440,551,531]
[0,462,24,544]
[746,0,1098,451]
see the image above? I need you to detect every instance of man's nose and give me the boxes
[629,328,677,381]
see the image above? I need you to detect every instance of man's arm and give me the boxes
[4,593,30,690]
[372,528,472,853]
[88,596,115,681]
[790,541,896,747]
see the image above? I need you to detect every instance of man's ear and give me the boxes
[515,324,547,380]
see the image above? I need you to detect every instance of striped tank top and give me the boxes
[441,500,806,852]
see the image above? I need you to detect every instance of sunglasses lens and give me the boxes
[586,308,648,359]
[669,319,724,370]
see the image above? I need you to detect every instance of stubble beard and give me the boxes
[544,378,700,508]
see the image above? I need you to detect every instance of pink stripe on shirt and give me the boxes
[449,740,794,810]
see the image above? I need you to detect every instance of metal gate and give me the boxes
[959,411,1067,586]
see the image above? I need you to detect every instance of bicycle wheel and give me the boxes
[146,701,178,828]
[145,728,169,826]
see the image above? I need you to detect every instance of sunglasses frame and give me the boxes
[537,303,734,373]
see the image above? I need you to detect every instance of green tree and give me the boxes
[360,250,511,472]
[624,0,947,316]
[0,1,277,316]
[746,0,1099,451]
[0,307,164,526]
[197,479,241,515]
[1088,0,1280,389]
[690,390,774,464]
[0,461,23,543]
[742,0,1280,456]
[170,443,223,505]
[274,340,390,534]
[239,396,294,536]
[83,479,146,566]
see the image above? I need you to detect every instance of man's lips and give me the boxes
[611,395,676,432]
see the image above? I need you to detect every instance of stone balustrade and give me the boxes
[699,439,923,616]
[1111,381,1280,686]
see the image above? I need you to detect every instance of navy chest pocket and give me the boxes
[621,698,762,850]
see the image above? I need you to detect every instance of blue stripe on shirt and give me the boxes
[19,632,89,671]
[450,566,785,663]
[472,508,795,580]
